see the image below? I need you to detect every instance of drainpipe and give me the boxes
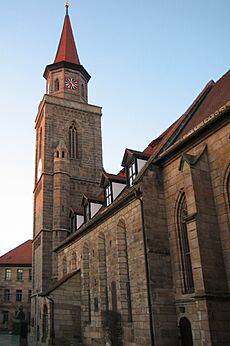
[134,188,156,346]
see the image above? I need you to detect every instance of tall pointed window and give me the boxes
[63,256,67,276]
[54,78,60,91]
[227,172,230,206]
[69,126,78,159]
[38,128,42,160]
[177,193,194,293]
[81,83,85,99]
[111,281,117,312]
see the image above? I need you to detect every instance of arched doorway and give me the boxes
[179,317,193,346]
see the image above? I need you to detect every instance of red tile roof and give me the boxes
[178,70,230,138]
[115,70,230,181]
[0,240,32,265]
[128,69,230,161]
[54,13,80,65]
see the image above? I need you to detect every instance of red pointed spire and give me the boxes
[54,4,80,65]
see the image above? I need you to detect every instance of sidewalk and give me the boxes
[0,333,83,346]
[0,333,46,346]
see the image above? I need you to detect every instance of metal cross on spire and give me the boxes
[65,1,69,15]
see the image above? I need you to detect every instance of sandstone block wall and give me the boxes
[56,199,152,346]
[162,122,230,345]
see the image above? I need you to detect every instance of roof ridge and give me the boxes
[160,79,215,151]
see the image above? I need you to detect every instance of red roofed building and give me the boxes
[0,240,32,332]
[31,4,230,346]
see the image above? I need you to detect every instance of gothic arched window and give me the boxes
[72,252,77,270]
[177,193,194,293]
[111,281,117,312]
[224,167,230,222]
[69,126,78,159]
[227,172,230,207]
[54,78,59,91]
[63,256,67,276]
[38,128,42,160]
[81,83,85,98]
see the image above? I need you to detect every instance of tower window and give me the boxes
[62,151,65,158]
[111,281,117,312]
[69,126,78,159]
[177,193,194,293]
[54,78,60,91]
[39,128,42,159]
[81,83,85,98]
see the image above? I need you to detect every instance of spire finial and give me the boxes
[65,1,69,15]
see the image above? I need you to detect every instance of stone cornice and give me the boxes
[35,94,102,127]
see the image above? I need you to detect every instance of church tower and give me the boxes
[32,3,103,297]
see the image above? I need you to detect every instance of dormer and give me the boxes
[121,149,150,186]
[100,171,126,207]
[69,208,84,232]
[81,194,104,222]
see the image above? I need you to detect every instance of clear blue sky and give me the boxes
[0,0,229,255]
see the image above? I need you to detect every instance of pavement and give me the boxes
[0,333,83,346]
[0,333,46,346]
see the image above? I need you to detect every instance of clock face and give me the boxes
[65,77,79,90]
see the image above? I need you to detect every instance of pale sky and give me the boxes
[0,0,229,255]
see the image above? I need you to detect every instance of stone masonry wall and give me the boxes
[163,122,230,346]
[56,199,152,346]
[140,166,178,346]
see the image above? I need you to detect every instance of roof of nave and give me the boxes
[177,70,230,139]
[0,240,32,265]
[121,69,230,168]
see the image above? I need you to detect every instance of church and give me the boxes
[31,4,230,346]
